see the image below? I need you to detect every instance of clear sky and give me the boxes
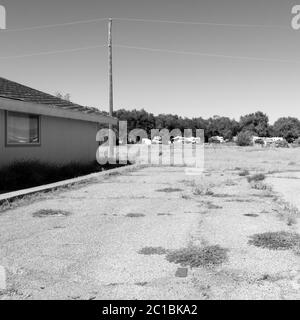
[0,0,299,123]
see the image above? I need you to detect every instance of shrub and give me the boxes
[247,173,266,183]
[0,160,127,192]
[292,138,300,146]
[236,131,253,146]
[275,139,289,148]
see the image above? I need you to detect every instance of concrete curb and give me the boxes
[0,163,144,205]
[0,266,6,291]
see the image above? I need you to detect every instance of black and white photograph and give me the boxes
[1,0,300,306]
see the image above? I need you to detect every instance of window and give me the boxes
[6,111,40,145]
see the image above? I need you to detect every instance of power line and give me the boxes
[1,18,108,32]
[0,45,106,59]
[0,43,299,64]
[114,17,289,29]
[115,44,300,64]
[0,16,290,33]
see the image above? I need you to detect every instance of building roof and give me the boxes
[0,77,109,118]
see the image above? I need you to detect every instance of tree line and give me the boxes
[100,109,300,143]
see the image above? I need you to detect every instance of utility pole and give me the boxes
[108,18,114,158]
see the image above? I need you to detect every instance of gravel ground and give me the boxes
[0,147,300,300]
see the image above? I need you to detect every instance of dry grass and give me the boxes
[181,193,191,200]
[126,213,145,218]
[156,188,183,193]
[224,179,237,186]
[32,209,72,218]
[138,247,167,255]
[239,169,250,177]
[166,245,228,268]
[200,201,223,209]
[193,186,214,196]
[277,202,300,226]
[250,181,272,191]
[180,180,197,187]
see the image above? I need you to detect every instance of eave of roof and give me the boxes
[0,77,117,124]
[0,97,118,125]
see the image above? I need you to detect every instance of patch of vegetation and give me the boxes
[32,209,72,218]
[225,179,237,186]
[275,140,289,148]
[211,193,231,198]
[138,246,167,255]
[156,188,183,193]
[0,160,129,192]
[135,282,148,286]
[287,216,297,226]
[193,187,214,196]
[202,202,223,209]
[225,198,254,203]
[166,245,228,268]
[239,169,250,176]
[126,213,145,218]
[251,193,274,198]
[250,181,272,191]
[278,202,299,226]
[247,173,266,183]
[180,180,197,187]
[248,231,300,250]
[181,194,191,200]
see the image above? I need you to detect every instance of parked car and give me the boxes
[209,136,224,144]
[142,138,152,145]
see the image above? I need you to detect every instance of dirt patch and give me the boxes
[166,245,228,268]
[248,231,300,250]
[244,214,259,217]
[32,209,72,218]
[157,213,173,216]
[156,188,183,193]
[138,246,167,255]
[126,213,145,218]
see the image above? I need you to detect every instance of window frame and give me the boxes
[5,111,41,147]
